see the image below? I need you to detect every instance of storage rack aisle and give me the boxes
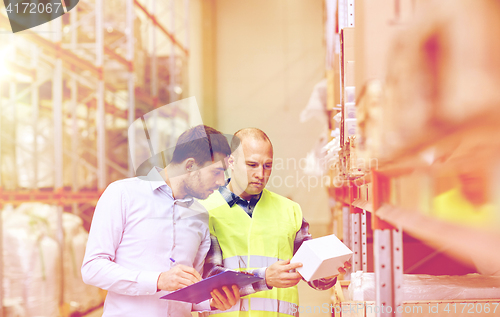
[0,0,190,316]
[323,0,500,316]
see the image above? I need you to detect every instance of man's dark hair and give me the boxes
[171,125,231,165]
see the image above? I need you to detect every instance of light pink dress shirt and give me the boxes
[82,167,211,317]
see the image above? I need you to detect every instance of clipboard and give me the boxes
[160,270,263,304]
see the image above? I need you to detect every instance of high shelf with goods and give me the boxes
[326,1,500,316]
[0,0,191,315]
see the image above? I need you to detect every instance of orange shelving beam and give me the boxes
[133,0,189,56]
[0,189,102,205]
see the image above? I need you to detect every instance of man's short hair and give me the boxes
[231,127,272,152]
[171,125,231,165]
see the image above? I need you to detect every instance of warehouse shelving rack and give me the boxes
[0,0,191,315]
[326,1,500,317]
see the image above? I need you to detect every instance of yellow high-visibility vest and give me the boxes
[200,188,302,317]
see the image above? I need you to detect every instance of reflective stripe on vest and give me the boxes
[210,298,299,317]
[223,255,282,269]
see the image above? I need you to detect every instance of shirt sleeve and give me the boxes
[193,300,212,312]
[192,218,212,312]
[295,218,338,290]
[81,182,161,296]
[203,234,271,297]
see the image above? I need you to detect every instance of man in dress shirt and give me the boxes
[82,125,240,317]
[201,128,349,316]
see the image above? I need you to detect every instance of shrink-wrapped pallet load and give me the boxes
[62,212,102,313]
[2,206,60,317]
[2,203,102,316]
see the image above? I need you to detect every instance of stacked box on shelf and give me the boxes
[362,0,500,161]
[354,0,414,162]
[355,80,384,162]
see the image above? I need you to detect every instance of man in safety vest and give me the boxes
[200,128,349,317]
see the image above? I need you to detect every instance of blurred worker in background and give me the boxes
[82,125,240,317]
[433,144,500,276]
[200,127,350,316]
[433,144,498,229]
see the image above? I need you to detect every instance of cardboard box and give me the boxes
[291,234,353,281]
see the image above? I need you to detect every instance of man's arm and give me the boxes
[81,183,162,296]
[81,183,201,295]
[295,218,337,290]
[203,234,271,296]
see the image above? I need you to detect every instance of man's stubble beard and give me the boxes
[183,171,206,199]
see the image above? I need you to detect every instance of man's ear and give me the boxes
[184,158,196,172]
[228,155,235,170]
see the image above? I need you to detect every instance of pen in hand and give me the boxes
[158,258,202,291]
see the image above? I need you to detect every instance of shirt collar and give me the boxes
[219,179,262,207]
[145,166,169,191]
[145,166,194,206]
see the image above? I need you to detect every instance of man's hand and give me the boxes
[337,261,352,275]
[323,261,353,279]
[157,264,202,291]
[265,259,303,288]
[210,285,240,311]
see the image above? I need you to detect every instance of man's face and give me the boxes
[458,164,488,206]
[229,138,273,199]
[184,153,227,199]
